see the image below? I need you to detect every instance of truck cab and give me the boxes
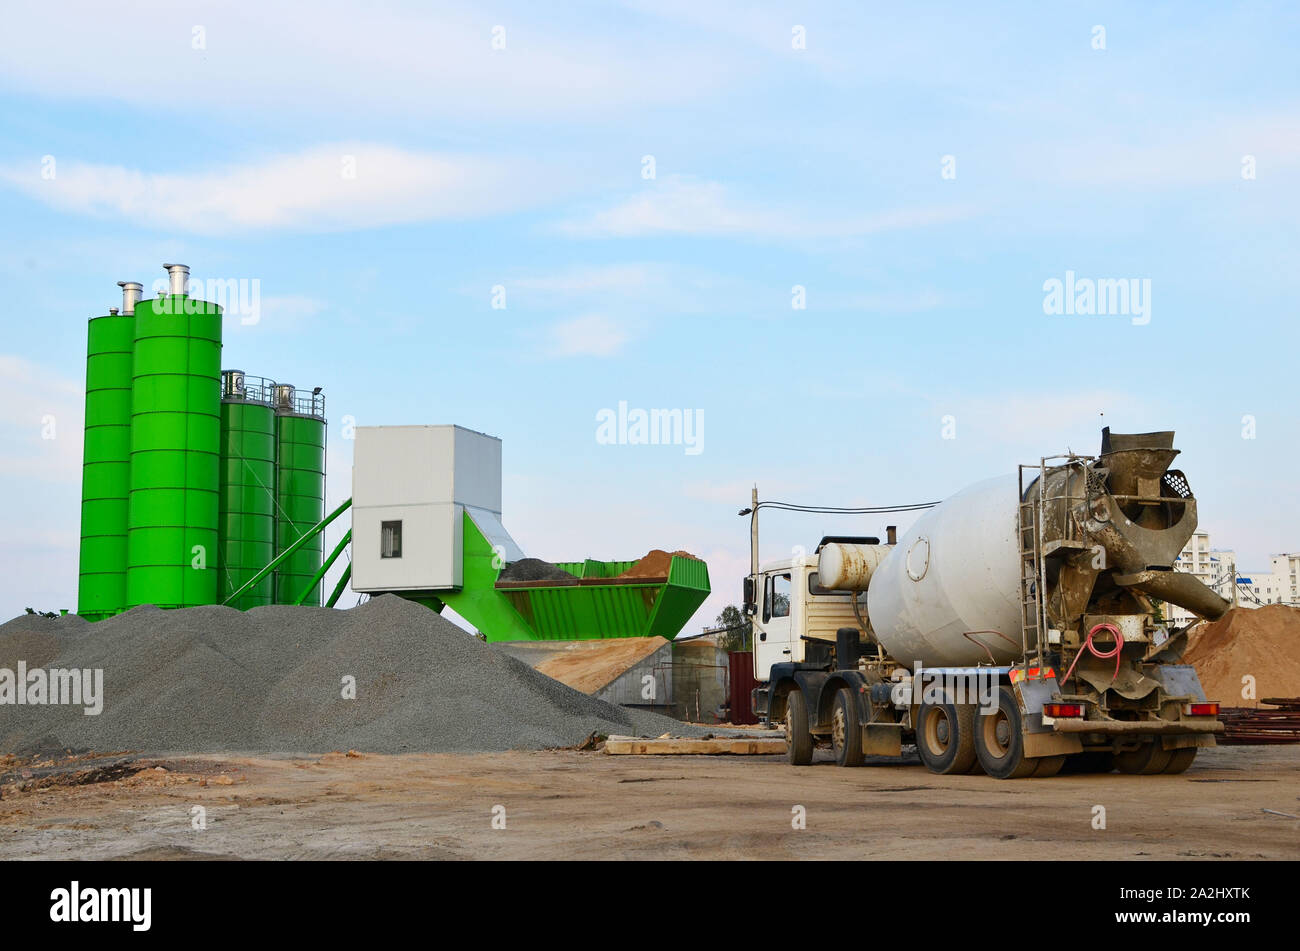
[747,537,902,767]
[751,551,866,682]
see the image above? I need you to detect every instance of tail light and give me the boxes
[1044,703,1083,718]
[1183,702,1219,717]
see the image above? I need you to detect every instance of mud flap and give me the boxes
[1023,731,1083,758]
[862,723,903,757]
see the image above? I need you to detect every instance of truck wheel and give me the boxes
[1115,741,1173,775]
[1032,755,1066,778]
[974,686,1038,779]
[916,700,976,774]
[831,688,866,767]
[1163,748,1197,774]
[784,689,814,766]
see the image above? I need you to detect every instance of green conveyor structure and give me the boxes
[407,511,711,644]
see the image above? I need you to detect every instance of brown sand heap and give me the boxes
[615,549,700,580]
[1183,604,1300,705]
[525,637,669,694]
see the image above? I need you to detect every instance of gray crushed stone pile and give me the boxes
[496,558,578,583]
[0,595,698,755]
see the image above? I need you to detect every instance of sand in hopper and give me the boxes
[615,549,700,580]
[1183,604,1300,705]
[0,595,698,756]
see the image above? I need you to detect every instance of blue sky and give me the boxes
[1,1,1297,629]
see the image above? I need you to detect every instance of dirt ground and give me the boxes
[2,744,1297,860]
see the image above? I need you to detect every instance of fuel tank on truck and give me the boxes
[867,475,1023,667]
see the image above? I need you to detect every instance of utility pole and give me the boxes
[750,486,759,581]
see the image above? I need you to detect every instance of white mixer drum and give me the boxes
[867,475,1023,667]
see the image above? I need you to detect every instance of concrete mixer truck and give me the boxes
[744,429,1229,779]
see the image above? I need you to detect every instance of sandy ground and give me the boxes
[2,744,1297,860]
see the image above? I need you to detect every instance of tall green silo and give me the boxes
[125,264,223,609]
[273,385,326,606]
[77,282,141,620]
[217,372,277,608]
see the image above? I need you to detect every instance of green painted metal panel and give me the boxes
[218,399,276,608]
[274,412,326,606]
[432,513,711,642]
[78,309,135,620]
[125,295,222,609]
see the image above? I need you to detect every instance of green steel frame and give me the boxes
[223,497,352,607]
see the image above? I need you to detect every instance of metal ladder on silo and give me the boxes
[1017,463,1049,665]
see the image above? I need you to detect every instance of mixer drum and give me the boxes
[867,475,1023,667]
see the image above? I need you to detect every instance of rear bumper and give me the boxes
[1050,717,1224,735]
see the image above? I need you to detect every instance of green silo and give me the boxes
[217,372,277,608]
[77,283,140,620]
[273,385,326,606]
[126,265,223,609]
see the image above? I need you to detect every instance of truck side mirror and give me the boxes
[743,576,755,609]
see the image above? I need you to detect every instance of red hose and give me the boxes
[1062,622,1124,686]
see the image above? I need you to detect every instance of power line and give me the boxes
[741,499,939,516]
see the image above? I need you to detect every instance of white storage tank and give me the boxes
[866,475,1023,667]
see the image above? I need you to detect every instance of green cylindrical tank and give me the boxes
[217,372,277,608]
[274,385,326,606]
[126,272,223,609]
[78,288,139,621]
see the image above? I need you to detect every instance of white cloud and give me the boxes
[511,265,655,295]
[543,314,630,358]
[1034,117,1300,187]
[556,178,978,239]
[0,2,739,120]
[0,355,83,481]
[0,145,565,235]
[0,355,83,618]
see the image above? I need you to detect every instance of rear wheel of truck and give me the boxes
[785,689,814,766]
[974,687,1038,779]
[1163,747,1197,774]
[1031,755,1066,777]
[1114,741,1173,774]
[831,688,866,767]
[916,700,977,774]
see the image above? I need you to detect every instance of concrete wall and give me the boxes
[670,640,729,723]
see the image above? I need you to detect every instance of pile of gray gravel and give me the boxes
[0,595,694,756]
[497,558,578,584]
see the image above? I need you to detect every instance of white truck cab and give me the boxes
[751,543,873,683]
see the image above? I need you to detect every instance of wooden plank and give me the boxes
[604,735,788,755]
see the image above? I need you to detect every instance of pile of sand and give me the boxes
[531,637,669,694]
[1183,604,1300,705]
[615,549,700,580]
